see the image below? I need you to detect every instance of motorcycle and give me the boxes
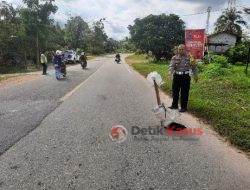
[54,62,67,80]
[115,57,121,64]
[80,60,87,69]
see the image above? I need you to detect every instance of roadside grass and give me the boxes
[0,64,41,82]
[126,55,250,152]
[87,55,95,60]
[0,64,40,75]
[125,54,149,65]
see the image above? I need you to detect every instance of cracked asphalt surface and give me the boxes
[0,58,103,154]
[0,55,249,190]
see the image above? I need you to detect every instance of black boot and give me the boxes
[179,108,187,113]
[168,106,178,110]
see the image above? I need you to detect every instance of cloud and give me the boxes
[7,0,250,39]
[179,0,228,9]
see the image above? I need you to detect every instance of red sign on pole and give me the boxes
[185,29,206,60]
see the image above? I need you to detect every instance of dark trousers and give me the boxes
[42,63,47,75]
[171,74,191,109]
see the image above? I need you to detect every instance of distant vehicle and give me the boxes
[62,50,77,64]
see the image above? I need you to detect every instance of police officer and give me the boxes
[167,44,198,113]
[40,51,48,75]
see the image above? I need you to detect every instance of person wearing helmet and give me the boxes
[79,52,87,69]
[53,50,66,78]
[53,50,63,67]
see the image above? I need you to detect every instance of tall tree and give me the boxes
[215,8,246,37]
[88,18,108,54]
[0,1,25,67]
[64,16,89,50]
[104,38,119,53]
[128,14,185,60]
[21,0,57,64]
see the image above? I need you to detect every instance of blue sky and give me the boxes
[7,0,250,40]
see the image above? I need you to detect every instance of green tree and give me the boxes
[118,37,135,52]
[64,16,89,50]
[215,8,246,37]
[46,23,65,51]
[128,14,185,60]
[88,18,108,55]
[20,0,57,64]
[226,41,249,64]
[104,38,119,53]
[0,1,26,68]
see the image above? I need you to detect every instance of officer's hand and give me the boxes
[194,76,198,83]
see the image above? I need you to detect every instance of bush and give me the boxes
[235,61,245,66]
[197,63,205,72]
[135,49,146,55]
[226,42,248,64]
[203,54,210,64]
[211,55,228,68]
[205,64,232,78]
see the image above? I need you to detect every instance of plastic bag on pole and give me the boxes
[147,71,164,86]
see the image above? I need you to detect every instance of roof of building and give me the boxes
[208,32,238,38]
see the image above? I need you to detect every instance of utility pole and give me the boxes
[205,7,211,64]
[206,7,211,34]
[36,10,39,66]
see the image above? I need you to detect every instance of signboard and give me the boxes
[185,29,206,60]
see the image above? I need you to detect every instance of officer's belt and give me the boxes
[175,71,191,75]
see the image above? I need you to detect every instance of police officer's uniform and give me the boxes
[169,54,198,111]
[40,53,48,75]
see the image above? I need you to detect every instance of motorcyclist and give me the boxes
[79,52,87,68]
[53,50,66,77]
[115,53,121,62]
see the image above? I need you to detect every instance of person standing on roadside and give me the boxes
[167,44,198,113]
[41,51,48,75]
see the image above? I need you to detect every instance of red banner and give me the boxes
[185,29,205,60]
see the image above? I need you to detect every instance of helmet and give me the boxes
[81,52,85,56]
[56,50,62,55]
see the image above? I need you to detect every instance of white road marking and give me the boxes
[123,61,132,74]
[60,64,103,102]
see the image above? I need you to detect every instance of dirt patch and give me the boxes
[0,74,41,89]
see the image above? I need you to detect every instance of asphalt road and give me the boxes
[0,58,103,154]
[0,55,249,190]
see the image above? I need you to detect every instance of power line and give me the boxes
[180,9,224,17]
[180,4,248,17]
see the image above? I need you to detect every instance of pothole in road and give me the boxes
[166,122,187,131]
